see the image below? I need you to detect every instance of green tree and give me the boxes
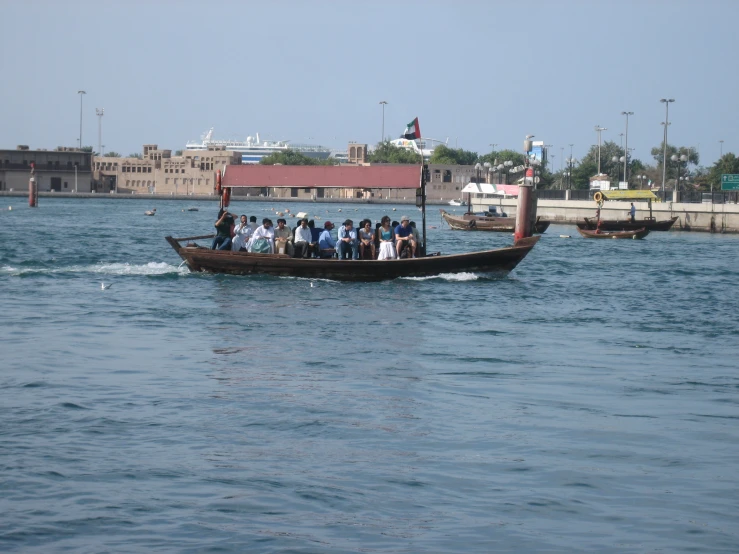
[367,141,421,164]
[571,141,625,189]
[80,146,94,152]
[175,150,183,156]
[650,143,699,182]
[259,149,335,166]
[429,144,478,165]
[103,151,120,158]
[707,153,739,190]
[128,153,143,159]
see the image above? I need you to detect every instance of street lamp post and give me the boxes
[719,139,724,158]
[379,101,388,143]
[660,98,675,193]
[78,90,86,149]
[483,161,492,183]
[595,126,607,174]
[96,108,104,156]
[566,157,576,189]
[671,153,688,192]
[621,111,633,184]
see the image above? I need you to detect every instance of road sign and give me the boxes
[721,174,739,191]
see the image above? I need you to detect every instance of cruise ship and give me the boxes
[185,128,332,164]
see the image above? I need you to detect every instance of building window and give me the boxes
[443,170,452,183]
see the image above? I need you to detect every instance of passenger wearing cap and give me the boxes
[273,218,293,256]
[293,218,313,258]
[337,219,359,260]
[318,221,337,258]
[247,218,275,254]
[395,215,416,258]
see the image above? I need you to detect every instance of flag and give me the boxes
[403,117,421,140]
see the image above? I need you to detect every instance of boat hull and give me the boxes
[576,227,650,239]
[440,210,550,234]
[577,216,677,232]
[165,236,540,282]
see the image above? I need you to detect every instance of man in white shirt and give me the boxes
[247,218,275,253]
[293,218,314,258]
[232,214,253,251]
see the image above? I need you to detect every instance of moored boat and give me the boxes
[440,209,550,234]
[577,216,677,232]
[576,227,649,239]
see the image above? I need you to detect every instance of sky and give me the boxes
[1,0,737,168]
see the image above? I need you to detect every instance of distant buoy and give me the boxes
[559,235,571,238]
[392,208,397,211]
[8,206,12,211]
[338,209,342,212]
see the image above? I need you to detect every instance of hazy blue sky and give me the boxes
[1,0,737,167]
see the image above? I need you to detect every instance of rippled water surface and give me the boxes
[1,198,738,552]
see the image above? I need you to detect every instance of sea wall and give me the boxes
[481,198,739,233]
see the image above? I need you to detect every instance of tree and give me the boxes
[128,153,143,159]
[429,145,478,166]
[259,149,335,166]
[175,150,183,156]
[707,153,739,190]
[571,141,625,189]
[367,141,421,164]
[80,146,94,152]
[650,142,699,183]
[103,151,121,158]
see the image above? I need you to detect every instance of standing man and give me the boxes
[629,203,636,223]
[293,218,314,258]
[337,219,358,260]
[394,215,416,258]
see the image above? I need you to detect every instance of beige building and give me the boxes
[0,145,93,193]
[93,144,241,195]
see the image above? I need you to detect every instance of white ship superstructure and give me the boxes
[186,128,331,164]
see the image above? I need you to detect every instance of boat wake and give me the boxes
[403,272,486,282]
[1,261,189,277]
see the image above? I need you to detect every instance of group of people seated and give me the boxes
[212,209,420,260]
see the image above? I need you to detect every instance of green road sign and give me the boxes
[721,174,739,191]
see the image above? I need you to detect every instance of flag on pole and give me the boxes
[403,118,421,140]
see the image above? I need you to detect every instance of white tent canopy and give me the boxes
[461,182,497,194]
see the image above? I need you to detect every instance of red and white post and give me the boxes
[514,168,535,243]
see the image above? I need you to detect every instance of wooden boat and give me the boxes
[440,210,550,234]
[577,216,677,232]
[165,235,540,282]
[576,227,650,239]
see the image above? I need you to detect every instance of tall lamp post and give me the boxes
[96,108,104,156]
[78,90,86,149]
[660,98,675,193]
[719,139,724,158]
[621,111,633,184]
[379,101,388,143]
[671,153,688,192]
[566,156,576,189]
[595,125,607,174]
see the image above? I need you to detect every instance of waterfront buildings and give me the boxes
[0,145,93,193]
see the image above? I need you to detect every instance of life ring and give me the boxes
[593,191,604,203]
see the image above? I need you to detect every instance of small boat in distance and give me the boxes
[144,208,157,216]
[440,210,550,234]
[186,207,199,212]
[448,199,464,207]
[577,227,649,239]
[577,216,677,232]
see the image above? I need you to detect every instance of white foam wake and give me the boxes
[1,261,188,277]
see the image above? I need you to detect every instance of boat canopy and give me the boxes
[461,183,519,197]
[601,190,659,201]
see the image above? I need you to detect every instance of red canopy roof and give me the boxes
[223,164,421,189]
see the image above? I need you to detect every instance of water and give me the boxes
[1,198,738,552]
